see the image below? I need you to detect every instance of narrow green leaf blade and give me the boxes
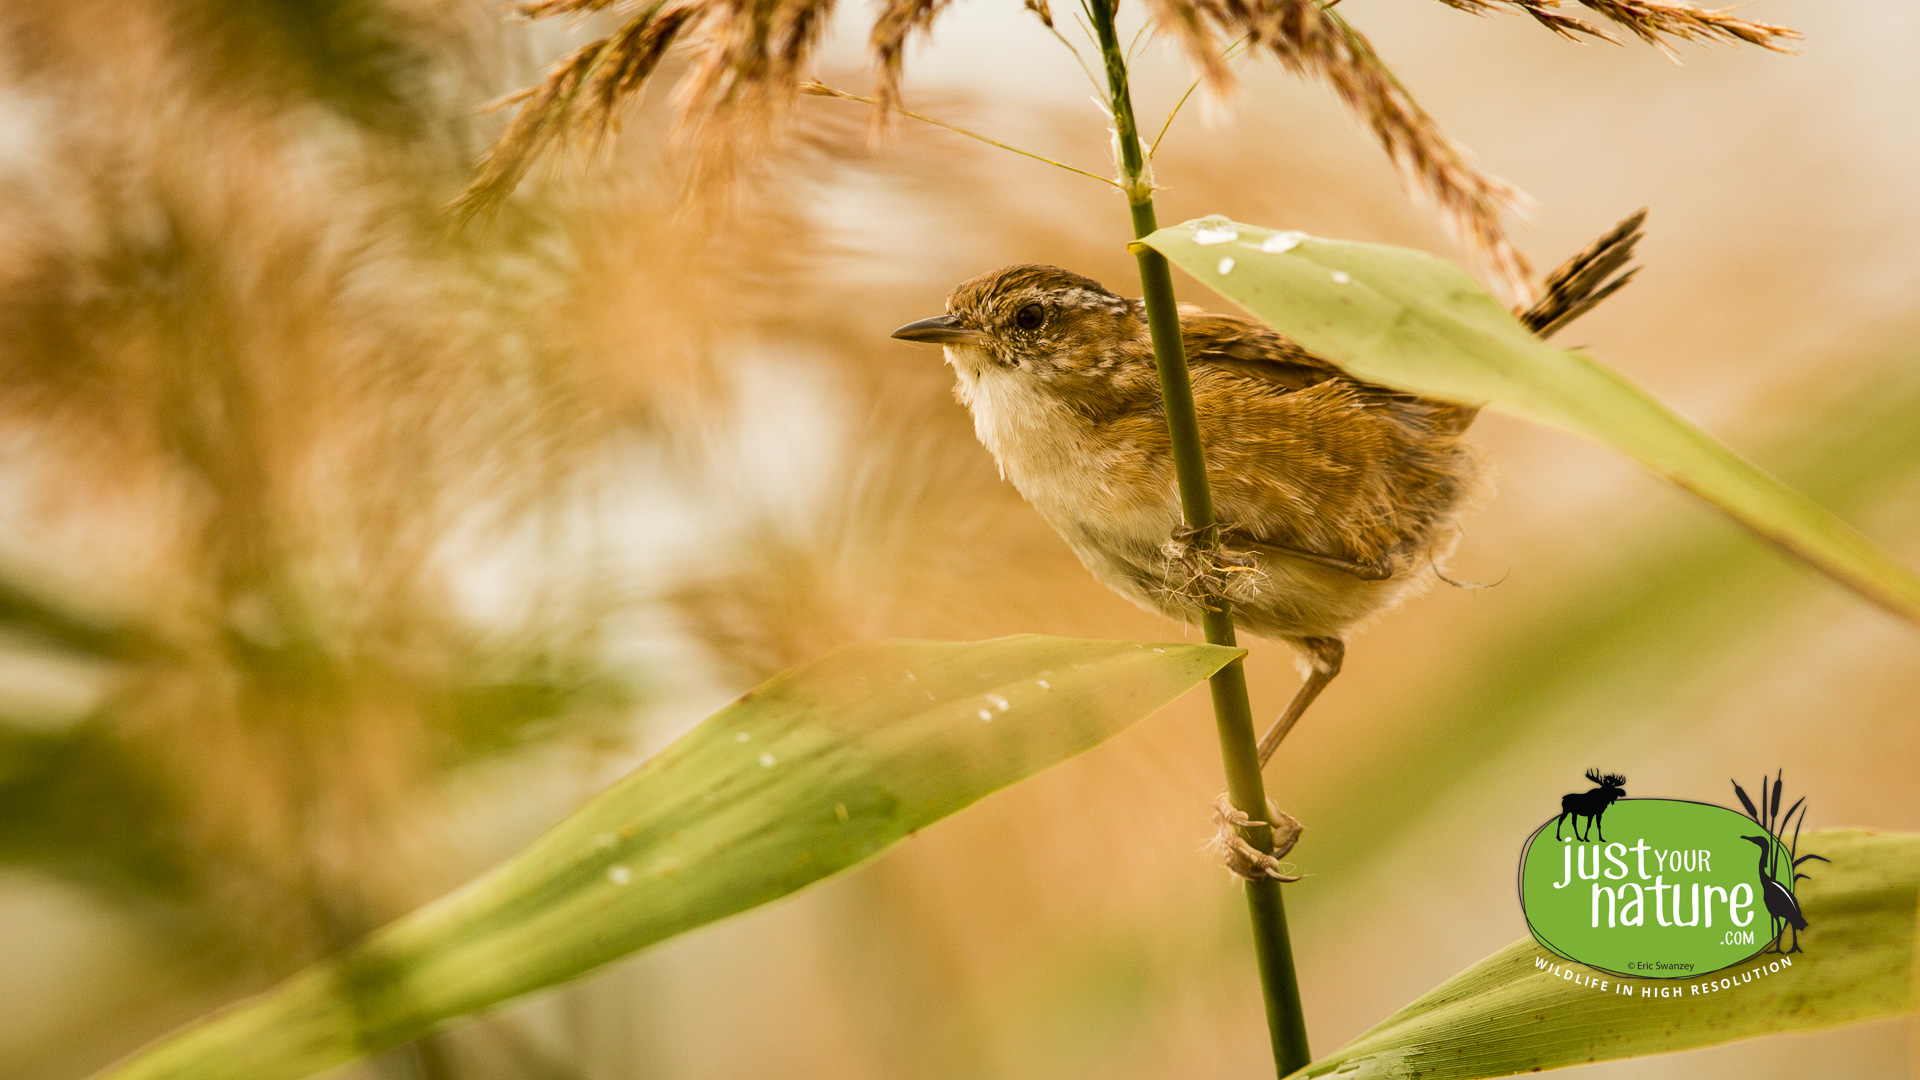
[97,635,1241,1080]
[1292,829,1920,1079]
[1139,220,1920,626]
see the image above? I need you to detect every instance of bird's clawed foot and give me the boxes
[1160,525,1264,609]
[1209,792,1303,882]
[1169,523,1206,546]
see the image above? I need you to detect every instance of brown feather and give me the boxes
[1521,207,1647,338]
[1180,310,1343,392]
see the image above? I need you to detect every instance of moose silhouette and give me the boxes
[1554,769,1627,842]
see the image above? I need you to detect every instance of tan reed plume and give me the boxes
[871,0,959,122]
[461,0,1795,300]
[458,0,840,217]
[1435,0,1797,55]
[1142,0,1537,298]
[456,2,698,218]
[1432,0,1607,40]
[1569,0,1796,53]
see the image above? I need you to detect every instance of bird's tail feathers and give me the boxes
[1389,209,1645,430]
[1520,208,1648,339]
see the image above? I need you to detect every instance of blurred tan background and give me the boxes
[0,1,1913,1078]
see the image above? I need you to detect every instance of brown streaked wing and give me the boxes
[1180,311,1346,393]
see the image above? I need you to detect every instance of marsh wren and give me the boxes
[893,212,1645,761]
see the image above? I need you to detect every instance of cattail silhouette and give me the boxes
[1732,773,1829,954]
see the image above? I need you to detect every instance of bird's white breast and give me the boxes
[947,347,1177,566]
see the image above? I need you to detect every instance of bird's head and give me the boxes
[891,264,1148,397]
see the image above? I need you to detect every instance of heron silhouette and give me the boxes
[1740,835,1808,953]
[1731,772,1829,955]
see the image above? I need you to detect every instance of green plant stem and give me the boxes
[1084,1,1310,1073]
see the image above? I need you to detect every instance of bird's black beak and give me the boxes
[891,314,985,346]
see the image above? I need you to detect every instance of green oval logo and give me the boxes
[1520,799,1795,978]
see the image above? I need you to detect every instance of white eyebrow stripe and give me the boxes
[1055,287,1127,313]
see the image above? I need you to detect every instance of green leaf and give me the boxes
[95,635,1241,1080]
[1291,829,1920,1079]
[1137,220,1920,626]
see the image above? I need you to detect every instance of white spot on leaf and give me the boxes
[1330,270,1351,284]
[1191,217,1238,245]
[986,693,1010,711]
[607,865,632,886]
[1217,256,1235,275]
[735,732,750,742]
[759,752,777,768]
[978,709,994,722]
[1260,231,1306,254]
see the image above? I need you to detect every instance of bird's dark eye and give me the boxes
[1014,303,1045,331]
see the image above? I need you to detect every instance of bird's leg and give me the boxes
[1184,524,1395,583]
[1257,637,1344,766]
[1170,522,1210,546]
[1255,542,1395,582]
[1213,523,1395,582]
